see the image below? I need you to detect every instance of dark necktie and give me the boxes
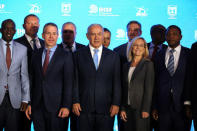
[43,49,50,75]
[6,43,11,70]
[32,38,38,51]
[151,45,158,60]
[167,49,175,76]
[67,45,73,52]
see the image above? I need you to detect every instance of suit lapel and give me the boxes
[86,46,97,71]
[174,46,185,75]
[97,47,107,71]
[130,58,145,81]
[0,41,8,72]
[9,42,17,71]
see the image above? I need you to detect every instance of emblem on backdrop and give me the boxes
[61,3,71,16]
[29,3,41,14]
[0,3,12,14]
[136,7,148,17]
[115,29,128,41]
[168,5,177,19]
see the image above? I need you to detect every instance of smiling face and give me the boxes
[42,25,58,49]
[1,20,16,42]
[87,25,104,49]
[127,23,142,41]
[132,38,145,57]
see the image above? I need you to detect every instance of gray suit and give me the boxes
[0,39,30,109]
[121,58,154,131]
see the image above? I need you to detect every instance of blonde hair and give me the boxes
[127,36,149,62]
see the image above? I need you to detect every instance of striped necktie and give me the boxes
[167,49,175,76]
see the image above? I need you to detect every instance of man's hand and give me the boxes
[152,109,158,120]
[58,108,70,118]
[25,105,31,120]
[120,110,127,122]
[142,112,149,118]
[72,103,82,116]
[20,102,28,112]
[110,105,119,117]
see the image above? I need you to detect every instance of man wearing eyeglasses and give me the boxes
[59,22,85,53]
[14,14,44,131]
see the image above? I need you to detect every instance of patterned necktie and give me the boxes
[93,49,99,70]
[167,49,175,76]
[6,43,11,70]
[32,38,38,51]
[43,49,50,75]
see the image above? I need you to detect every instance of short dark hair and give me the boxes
[62,22,76,32]
[1,19,15,29]
[166,25,182,35]
[150,24,166,34]
[126,20,141,30]
[43,22,58,33]
[24,14,39,24]
[104,28,111,35]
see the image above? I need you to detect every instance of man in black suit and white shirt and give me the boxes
[14,14,44,131]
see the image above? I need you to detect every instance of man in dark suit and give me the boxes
[0,19,30,131]
[59,22,84,52]
[113,20,142,66]
[113,20,142,131]
[184,41,197,130]
[72,24,121,131]
[14,14,44,131]
[59,22,85,131]
[147,24,167,61]
[153,25,190,131]
[25,23,74,131]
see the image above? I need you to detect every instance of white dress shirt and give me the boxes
[1,39,13,59]
[165,45,181,73]
[89,44,103,68]
[25,34,41,49]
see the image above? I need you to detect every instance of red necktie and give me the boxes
[43,49,50,75]
[151,45,158,60]
[6,43,11,70]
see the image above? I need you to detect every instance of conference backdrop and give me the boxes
[0,0,197,130]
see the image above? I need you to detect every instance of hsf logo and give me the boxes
[136,7,148,17]
[61,3,71,16]
[0,4,5,9]
[168,5,177,19]
[29,3,41,14]
[88,4,119,16]
[17,29,25,37]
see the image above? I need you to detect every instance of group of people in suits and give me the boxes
[0,13,196,131]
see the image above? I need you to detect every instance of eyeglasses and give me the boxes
[133,44,145,48]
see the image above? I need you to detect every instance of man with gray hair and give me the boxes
[59,22,85,53]
[73,24,121,131]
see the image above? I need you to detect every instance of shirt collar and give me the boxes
[25,34,38,43]
[45,45,57,52]
[89,44,103,52]
[62,41,76,49]
[0,38,14,46]
[167,44,181,53]
[149,42,163,49]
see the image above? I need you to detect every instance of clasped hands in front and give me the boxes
[72,103,119,117]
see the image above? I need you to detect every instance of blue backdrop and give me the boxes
[0,0,197,130]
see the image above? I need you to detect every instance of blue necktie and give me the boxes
[167,49,175,76]
[93,49,99,70]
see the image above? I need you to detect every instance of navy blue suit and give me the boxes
[73,46,121,131]
[113,43,128,66]
[31,46,74,131]
[153,46,190,131]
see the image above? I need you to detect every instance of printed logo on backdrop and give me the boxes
[168,5,177,19]
[0,3,12,14]
[115,29,128,41]
[61,3,71,16]
[195,30,197,40]
[29,3,41,14]
[136,7,148,17]
[17,29,25,37]
[88,4,119,16]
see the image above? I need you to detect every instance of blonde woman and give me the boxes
[120,36,154,131]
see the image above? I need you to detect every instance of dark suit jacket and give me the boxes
[147,42,167,50]
[121,59,154,113]
[59,42,85,52]
[73,46,121,114]
[153,46,190,113]
[113,43,128,66]
[31,45,74,112]
[185,42,197,117]
[14,35,45,73]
